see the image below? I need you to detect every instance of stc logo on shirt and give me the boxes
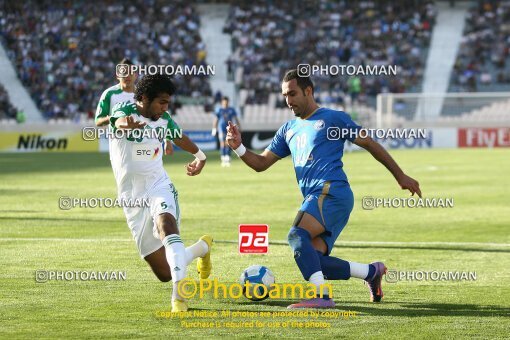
[133,145,160,161]
[153,147,160,159]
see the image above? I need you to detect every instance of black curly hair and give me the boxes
[134,74,177,103]
[282,69,314,95]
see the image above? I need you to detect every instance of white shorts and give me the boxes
[123,183,180,258]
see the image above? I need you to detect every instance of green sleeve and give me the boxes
[163,112,181,140]
[109,107,129,129]
[95,90,113,121]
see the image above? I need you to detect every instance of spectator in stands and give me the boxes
[347,76,362,105]
[480,72,492,85]
[16,109,25,123]
[0,84,18,120]
[450,1,510,92]
[214,90,223,104]
[224,0,436,106]
[0,0,213,120]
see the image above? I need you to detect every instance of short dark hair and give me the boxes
[134,74,177,102]
[282,69,314,95]
[119,57,134,65]
[222,96,229,102]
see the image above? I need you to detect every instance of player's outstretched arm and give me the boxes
[163,139,174,156]
[354,136,422,197]
[114,116,146,130]
[211,117,218,136]
[95,116,110,127]
[226,121,279,172]
[173,134,207,176]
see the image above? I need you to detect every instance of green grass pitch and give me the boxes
[0,149,509,338]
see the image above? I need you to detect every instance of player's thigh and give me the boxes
[149,183,181,238]
[318,184,354,255]
[293,210,326,238]
[312,237,328,255]
[124,206,164,259]
[144,246,172,282]
[294,210,328,254]
[298,182,354,255]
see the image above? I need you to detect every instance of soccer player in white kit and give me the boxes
[95,58,137,127]
[109,74,212,312]
[96,57,173,154]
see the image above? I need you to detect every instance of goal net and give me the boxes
[376,92,510,128]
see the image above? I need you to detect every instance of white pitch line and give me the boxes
[0,237,509,248]
[339,241,510,248]
[0,237,132,242]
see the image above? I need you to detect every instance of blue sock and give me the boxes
[367,264,376,281]
[220,147,226,156]
[287,227,322,281]
[316,251,351,280]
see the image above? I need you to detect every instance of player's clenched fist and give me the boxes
[185,158,206,176]
[226,121,241,149]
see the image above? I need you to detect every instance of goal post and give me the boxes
[376,92,510,128]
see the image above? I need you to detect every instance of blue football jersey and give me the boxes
[266,107,362,197]
[215,107,237,130]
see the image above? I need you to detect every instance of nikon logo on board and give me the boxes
[17,134,68,150]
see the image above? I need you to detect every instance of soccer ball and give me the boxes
[239,265,275,301]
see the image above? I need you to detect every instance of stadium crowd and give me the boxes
[224,0,436,106]
[450,1,510,92]
[0,0,212,120]
[0,84,17,120]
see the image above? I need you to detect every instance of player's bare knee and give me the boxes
[297,213,325,238]
[156,271,172,282]
[156,213,179,238]
[287,227,304,249]
[151,267,172,282]
[312,237,327,255]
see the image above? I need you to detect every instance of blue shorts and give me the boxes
[300,181,354,255]
[217,126,227,141]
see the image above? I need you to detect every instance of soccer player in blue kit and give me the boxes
[212,96,240,167]
[226,70,421,309]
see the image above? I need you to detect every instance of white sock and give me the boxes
[163,234,187,300]
[185,239,209,265]
[349,262,369,279]
[309,271,329,297]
